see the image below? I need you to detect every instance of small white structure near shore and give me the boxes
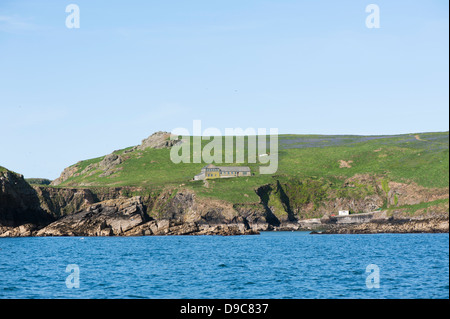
[339,210,350,216]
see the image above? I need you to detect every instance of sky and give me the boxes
[0,0,448,179]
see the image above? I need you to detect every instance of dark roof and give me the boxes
[202,164,218,169]
[201,164,251,172]
[217,166,250,172]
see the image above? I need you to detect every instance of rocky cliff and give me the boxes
[1,166,448,237]
[0,169,54,235]
[35,196,148,236]
[1,171,261,237]
[254,175,448,230]
[34,190,258,237]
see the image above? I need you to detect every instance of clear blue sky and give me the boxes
[0,0,448,179]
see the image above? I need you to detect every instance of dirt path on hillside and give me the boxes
[414,134,427,142]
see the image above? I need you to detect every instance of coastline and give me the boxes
[310,217,449,234]
[1,212,447,237]
[1,168,448,238]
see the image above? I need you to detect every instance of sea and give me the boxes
[0,232,448,299]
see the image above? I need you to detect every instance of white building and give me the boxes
[338,210,349,216]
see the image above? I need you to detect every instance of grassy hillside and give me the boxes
[54,132,449,204]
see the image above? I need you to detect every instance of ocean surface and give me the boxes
[0,232,448,299]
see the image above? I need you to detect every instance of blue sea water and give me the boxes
[0,232,448,299]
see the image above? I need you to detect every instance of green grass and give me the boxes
[387,198,449,215]
[277,135,449,188]
[52,132,449,204]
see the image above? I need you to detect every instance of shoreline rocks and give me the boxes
[124,219,259,236]
[316,216,449,234]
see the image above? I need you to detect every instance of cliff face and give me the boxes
[0,170,54,235]
[36,196,148,236]
[33,191,259,237]
[1,167,448,237]
[34,186,130,218]
[35,187,97,218]
[1,180,262,237]
[255,175,448,219]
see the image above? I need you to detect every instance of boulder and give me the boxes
[0,223,37,237]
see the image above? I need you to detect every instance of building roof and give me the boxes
[201,164,251,172]
[202,164,218,169]
[217,166,251,172]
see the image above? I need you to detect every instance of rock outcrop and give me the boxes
[34,194,258,237]
[36,197,147,236]
[0,223,38,237]
[99,153,122,170]
[124,220,258,236]
[233,203,272,231]
[34,186,97,219]
[137,131,181,150]
[50,164,79,186]
[98,153,123,177]
[317,216,449,234]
